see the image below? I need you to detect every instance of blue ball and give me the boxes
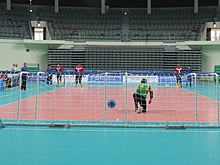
[108,100,116,108]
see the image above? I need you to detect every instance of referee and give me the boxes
[21,62,29,90]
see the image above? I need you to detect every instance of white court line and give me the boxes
[2,127,220,133]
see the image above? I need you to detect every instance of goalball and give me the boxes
[107,99,116,108]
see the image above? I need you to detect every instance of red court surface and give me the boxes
[0,87,219,122]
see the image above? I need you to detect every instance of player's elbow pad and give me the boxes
[150,91,153,99]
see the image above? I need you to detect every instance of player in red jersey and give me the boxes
[74,63,84,88]
[55,63,63,85]
[173,64,184,87]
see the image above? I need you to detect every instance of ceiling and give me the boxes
[0,0,218,8]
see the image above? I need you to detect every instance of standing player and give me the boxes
[173,64,184,87]
[74,63,84,88]
[46,64,53,86]
[133,78,153,113]
[55,63,63,85]
[186,65,192,87]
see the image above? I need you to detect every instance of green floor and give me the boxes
[0,126,220,165]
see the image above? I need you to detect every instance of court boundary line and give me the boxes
[2,127,220,133]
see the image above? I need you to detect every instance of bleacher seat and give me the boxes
[0,4,217,41]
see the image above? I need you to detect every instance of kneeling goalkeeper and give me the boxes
[133,78,153,113]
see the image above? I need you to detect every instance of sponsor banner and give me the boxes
[158,75,187,83]
[14,73,191,84]
[26,72,46,81]
[25,73,88,83]
[88,74,123,82]
[126,76,158,83]
[52,75,88,84]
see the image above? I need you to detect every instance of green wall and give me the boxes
[201,45,220,72]
[0,40,48,71]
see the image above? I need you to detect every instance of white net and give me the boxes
[0,72,20,120]
[0,71,219,127]
[196,73,219,124]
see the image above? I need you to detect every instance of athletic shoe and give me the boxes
[135,109,142,114]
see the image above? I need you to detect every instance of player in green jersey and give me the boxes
[133,78,153,113]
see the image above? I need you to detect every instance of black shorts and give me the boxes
[75,75,82,82]
[133,93,147,110]
[176,74,182,83]
[57,73,61,80]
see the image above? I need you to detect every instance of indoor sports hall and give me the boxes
[0,1,220,165]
